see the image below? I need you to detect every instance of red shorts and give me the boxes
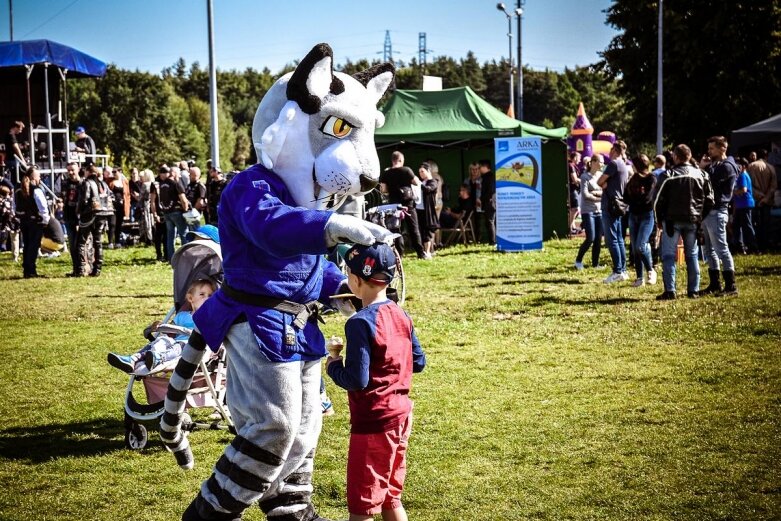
[346,413,412,515]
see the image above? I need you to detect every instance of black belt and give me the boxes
[221,283,323,329]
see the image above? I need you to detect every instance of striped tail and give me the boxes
[159,329,208,469]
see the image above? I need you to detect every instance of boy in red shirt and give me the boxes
[326,242,426,521]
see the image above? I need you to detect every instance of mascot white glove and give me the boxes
[330,280,362,317]
[324,213,394,248]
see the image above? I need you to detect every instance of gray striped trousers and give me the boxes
[160,322,325,521]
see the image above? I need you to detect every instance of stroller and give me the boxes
[121,237,233,450]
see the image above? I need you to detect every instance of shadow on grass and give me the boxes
[0,418,126,462]
[527,294,642,307]
[472,277,583,289]
[88,294,169,299]
[109,257,162,267]
[741,265,781,277]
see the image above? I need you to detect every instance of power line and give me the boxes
[20,0,81,39]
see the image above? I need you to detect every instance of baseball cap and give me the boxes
[75,126,85,134]
[186,224,219,243]
[344,242,396,284]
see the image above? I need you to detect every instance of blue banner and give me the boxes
[494,137,543,251]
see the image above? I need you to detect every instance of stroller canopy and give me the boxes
[171,240,223,309]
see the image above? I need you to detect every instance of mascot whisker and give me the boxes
[160,43,394,521]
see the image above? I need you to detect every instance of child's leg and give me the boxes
[349,514,374,521]
[381,506,408,521]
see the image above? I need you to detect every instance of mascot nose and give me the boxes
[359,173,378,192]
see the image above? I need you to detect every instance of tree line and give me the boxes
[67,56,628,171]
[66,0,781,170]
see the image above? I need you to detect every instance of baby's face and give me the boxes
[188,286,214,311]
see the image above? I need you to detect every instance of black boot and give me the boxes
[699,269,722,296]
[89,266,101,277]
[719,270,738,296]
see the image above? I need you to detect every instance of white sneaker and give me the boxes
[574,261,584,270]
[631,278,645,287]
[620,271,630,281]
[603,272,624,284]
[647,269,658,285]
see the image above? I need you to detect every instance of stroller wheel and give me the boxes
[125,422,148,450]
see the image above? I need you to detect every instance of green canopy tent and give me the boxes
[375,86,569,240]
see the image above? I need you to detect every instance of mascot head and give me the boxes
[252,43,395,210]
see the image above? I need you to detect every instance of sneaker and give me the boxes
[631,278,645,287]
[107,352,138,374]
[647,269,658,285]
[603,272,624,284]
[619,271,630,281]
[574,261,584,271]
[107,243,115,249]
[656,291,677,301]
[144,350,163,370]
[321,393,334,416]
[687,291,700,299]
[592,264,607,270]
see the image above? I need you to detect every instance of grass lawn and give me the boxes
[0,238,779,520]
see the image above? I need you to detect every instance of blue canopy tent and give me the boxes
[0,39,106,187]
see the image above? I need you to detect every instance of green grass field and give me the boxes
[0,239,779,520]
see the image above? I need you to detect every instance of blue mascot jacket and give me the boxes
[193,163,345,362]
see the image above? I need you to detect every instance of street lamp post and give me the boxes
[497,3,523,120]
[516,0,525,121]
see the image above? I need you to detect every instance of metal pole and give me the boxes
[207,0,220,170]
[9,0,13,41]
[507,16,514,118]
[656,0,663,154]
[516,2,524,121]
[44,63,55,190]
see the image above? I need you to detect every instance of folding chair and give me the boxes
[441,210,476,247]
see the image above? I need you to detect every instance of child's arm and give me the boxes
[411,327,426,373]
[327,319,371,391]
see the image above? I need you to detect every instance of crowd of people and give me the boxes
[0,149,230,278]
[378,151,496,259]
[568,136,779,299]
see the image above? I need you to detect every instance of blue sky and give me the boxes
[1,0,619,74]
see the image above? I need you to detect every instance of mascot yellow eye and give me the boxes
[320,116,353,139]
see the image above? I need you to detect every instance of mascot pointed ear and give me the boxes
[352,63,395,105]
[258,101,302,169]
[286,43,345,115]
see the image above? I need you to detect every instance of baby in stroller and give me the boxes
[107,278,216,374]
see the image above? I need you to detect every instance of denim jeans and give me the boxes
[576,212,603,267]
[628,210,655,279]
[701,208,734,272]
[660,221,700,294]
[733,207,757,251]
[163,211,188,260]
[64,219,79,273]
[601,209,626,274]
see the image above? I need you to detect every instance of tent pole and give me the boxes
[25,65,33,184]
[44,62,56,190]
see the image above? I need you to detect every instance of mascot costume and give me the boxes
[160,43,395,521]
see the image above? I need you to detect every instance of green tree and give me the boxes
[602,0,781,149]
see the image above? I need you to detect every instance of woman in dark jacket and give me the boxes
[416,162,439,259]
[625,155,658,287]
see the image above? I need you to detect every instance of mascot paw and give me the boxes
[332,296,356,317]
[325,214,395,247]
